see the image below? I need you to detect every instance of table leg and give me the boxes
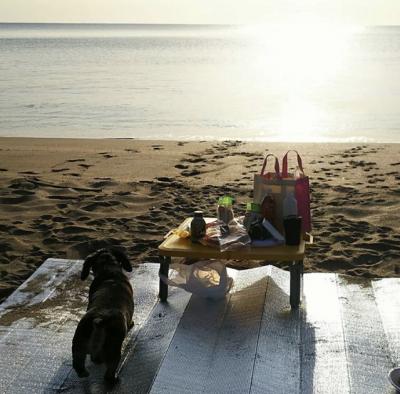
[159,255,170,302]
[290,260,303,309]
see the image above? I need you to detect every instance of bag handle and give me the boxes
[260,154,280,177]
[282,150,304,177]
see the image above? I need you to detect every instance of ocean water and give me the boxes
[0,23,399,142]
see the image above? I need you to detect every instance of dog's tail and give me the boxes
[89,317,107,360]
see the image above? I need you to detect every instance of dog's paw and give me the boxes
[104,374,119,385]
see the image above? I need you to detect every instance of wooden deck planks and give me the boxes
[201,267,269,394]
[0,258,77,313]
[372,279,400,367]
[1,259,400,394]
[0,259,82,394]
[336,276,393,393]
[117,286,191,394]
[301,274,350,393]
[0,260,168,393]
[150,270,239,394]
[250,265,301,394]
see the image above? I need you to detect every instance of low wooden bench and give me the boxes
[159,217,312,308]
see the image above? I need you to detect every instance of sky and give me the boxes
[0,0,399,25]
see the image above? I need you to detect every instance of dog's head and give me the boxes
[81,247,132,280]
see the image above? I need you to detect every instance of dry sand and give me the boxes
[0,137,399,301]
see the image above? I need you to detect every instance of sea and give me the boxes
[0,23,399,142]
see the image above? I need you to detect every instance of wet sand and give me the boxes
[0,137,399,301]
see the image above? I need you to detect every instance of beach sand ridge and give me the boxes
[0,138,399,301]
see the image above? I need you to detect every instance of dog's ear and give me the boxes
[81,249,104,280]
[110,247,132,272]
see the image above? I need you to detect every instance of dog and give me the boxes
[72,247,134,383]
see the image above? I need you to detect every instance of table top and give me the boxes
[158,218,307,261]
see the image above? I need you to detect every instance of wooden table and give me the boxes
[159,218,311,309]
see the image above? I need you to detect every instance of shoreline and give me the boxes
[1,135,399,144]
[1,137,399,301]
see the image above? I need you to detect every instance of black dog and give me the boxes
[72,248,134,383]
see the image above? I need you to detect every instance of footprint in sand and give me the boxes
[34,223,52,231]
[68,238,125,259]
[175,164,189,170]
[18,171,38,175]
[186,157,206,164]
[90,179,117,188]
[42,237,59,245]
[10,228,34,236]
[156,177,175,183]
[48,194,79,200]
[78,164,92,169]
[51,168,69,173]
[65,173,81,177]
[0,194,35,204]
[181,169,201,177]
[50,215,68,223]
[61,225,95,234]
[96,152,115,158]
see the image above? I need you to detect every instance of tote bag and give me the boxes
[253,151,311,234]
[282,150,312,233]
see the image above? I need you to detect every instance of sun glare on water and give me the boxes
[244,24,355,141]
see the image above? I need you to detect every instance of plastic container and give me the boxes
[243,202,262,231]
[283,191,298,218]
[190,211,206,243]
[217,196,234,224]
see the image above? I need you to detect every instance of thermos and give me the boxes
[191,211,206,243]
[283,191,302,246]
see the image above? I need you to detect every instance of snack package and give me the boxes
[200,219,251,252]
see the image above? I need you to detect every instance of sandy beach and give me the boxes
[0,137,399,301]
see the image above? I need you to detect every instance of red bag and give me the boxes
[282,150,312,233]
[253,151,312,234]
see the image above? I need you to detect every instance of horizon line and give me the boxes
[0,21,399,27]
[0,22,235,26]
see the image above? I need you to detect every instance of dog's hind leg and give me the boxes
[72,317,91,378]
[104,353,121,384]
[103,336,123,383]
[89,317,106,364]
[103,322,125,383]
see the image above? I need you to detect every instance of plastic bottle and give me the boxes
[191,211,206,243]
[217,196,234,224]
[243,202,262,231]
[283,191,298,218]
